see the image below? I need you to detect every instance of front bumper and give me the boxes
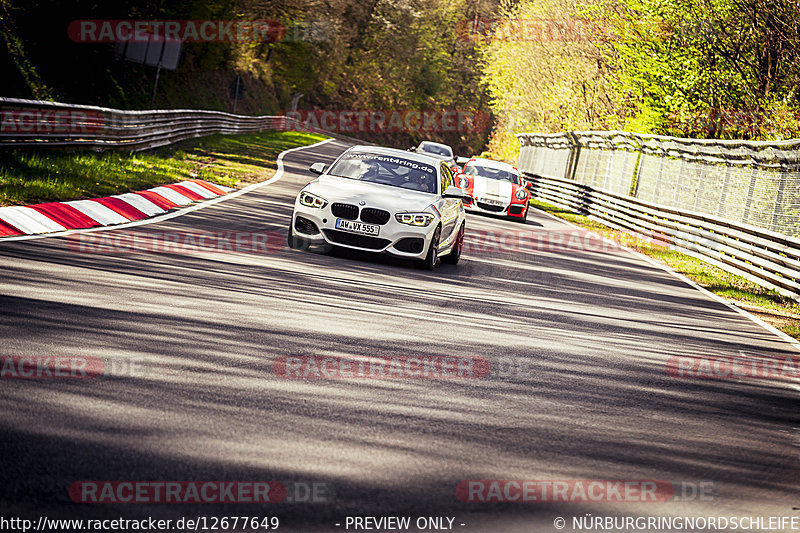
[462,195,527,218]
[291,202,437,260]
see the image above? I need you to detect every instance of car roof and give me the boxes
[345,145,443,168]
[418,141,453,150]
[464,157,518,173]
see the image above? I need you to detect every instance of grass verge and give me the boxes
[0,130,327,206]
[530,199,800,340]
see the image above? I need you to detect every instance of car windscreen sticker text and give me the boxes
[328,153,438,193]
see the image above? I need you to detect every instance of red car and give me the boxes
[457,158,530,222]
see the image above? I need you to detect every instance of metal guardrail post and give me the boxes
[564,132,580,182]
[771,165,788,232]
[742,167,759,224]
[717,160,733,219]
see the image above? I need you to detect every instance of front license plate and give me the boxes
[335,219,380,236]
[480,197,504,206]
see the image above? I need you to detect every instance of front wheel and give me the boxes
[442,223,465,265]
[420,226,441,270]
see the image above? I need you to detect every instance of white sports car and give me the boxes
[411,140,458,172]
[458,158,531,222]
[288,146,467,269]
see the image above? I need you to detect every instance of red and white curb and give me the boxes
[0,137,336,242]
[0,180,233,238]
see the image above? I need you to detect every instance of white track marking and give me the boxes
[65,200,129,225]
[0,206,66,234]
[112,193,165,216]
[176,181,218,199]
[0,137,337,242]
[148,186,193,205]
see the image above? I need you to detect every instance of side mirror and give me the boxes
[309,162,327,175]
[408,147,416,152]
[442,185,465,199]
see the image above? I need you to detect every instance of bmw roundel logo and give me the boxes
[358,201,366,206]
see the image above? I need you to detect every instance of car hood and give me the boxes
[305,175,437,212]
[470,176,515,199]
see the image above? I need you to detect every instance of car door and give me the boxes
[438,163,460,244]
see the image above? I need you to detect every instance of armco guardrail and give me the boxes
[0,97,371,151]
[517,131,800,299]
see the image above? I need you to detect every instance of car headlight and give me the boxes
[299,191,328,208]
[395,213,435,226]
[515,188,528,200]
[459,176,469,189]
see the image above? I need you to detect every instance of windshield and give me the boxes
[462,163,520,184]
[419,143,453,158]
[327,152,439,193]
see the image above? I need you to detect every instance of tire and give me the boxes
[442,223,465,265]
[420,226,441,270]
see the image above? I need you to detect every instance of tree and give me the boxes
[479,0,624,159]
[596,0,800,139]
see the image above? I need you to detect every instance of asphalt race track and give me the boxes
[1,139,798,532]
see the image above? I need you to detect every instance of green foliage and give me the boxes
[479,0,800,147]
[1,0,496,154]
[479,0,626,158]
[5,0,800,159]
[593,0,800,139]
[0,0,56,100]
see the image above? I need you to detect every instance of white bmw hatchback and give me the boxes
[289,145,467,269]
